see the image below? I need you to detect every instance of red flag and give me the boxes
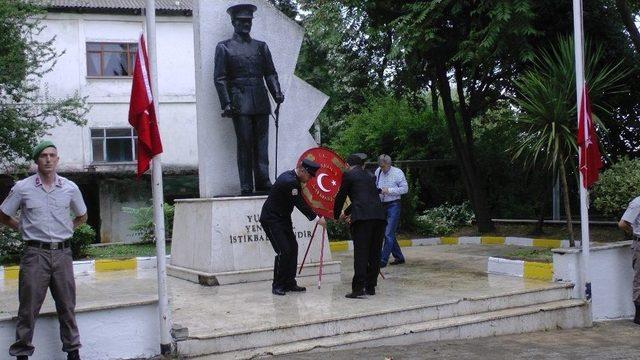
[577,84,602,188]
[129,34,163,177]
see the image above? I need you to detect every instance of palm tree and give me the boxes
[512,36,627,246]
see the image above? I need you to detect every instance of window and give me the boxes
[86,42,137,77]
[91,128,137,163]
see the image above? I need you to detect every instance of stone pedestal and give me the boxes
[168,196,340,285]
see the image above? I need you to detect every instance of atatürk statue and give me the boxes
[214,4,284,196]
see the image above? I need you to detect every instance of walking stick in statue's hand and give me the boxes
[298,221,319,275]
[274,103,281,179]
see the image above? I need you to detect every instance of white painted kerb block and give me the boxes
[487,257,524,277]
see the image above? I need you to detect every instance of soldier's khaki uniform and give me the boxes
[1,174,87,357]
[621,196,640,304]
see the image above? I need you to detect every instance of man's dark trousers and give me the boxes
[10,246,80,356]
[233,114,270,193]
[261,220,298,290]
[350,219,386,292]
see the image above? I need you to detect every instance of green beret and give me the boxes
[32,140,56,161]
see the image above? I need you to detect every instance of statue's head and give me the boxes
[227,4,256,36]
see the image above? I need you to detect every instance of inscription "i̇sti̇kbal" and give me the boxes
[229,214,313,244]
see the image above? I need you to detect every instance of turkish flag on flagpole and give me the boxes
[129,33,163,177]
[577,83,602,188]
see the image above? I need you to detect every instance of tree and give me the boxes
[0,1,87,171]
[614,0,640,53]
[512,37,628,244]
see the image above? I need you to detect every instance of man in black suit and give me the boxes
[334,154,386,299]
[214,4,284,195]
[260,159,327,295]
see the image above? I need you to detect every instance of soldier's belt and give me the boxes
[230,77,263,85]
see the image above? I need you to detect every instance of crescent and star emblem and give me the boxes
[316,173,330,193]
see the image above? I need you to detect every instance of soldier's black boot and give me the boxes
[634,302,640,325]
[67,350,81,360]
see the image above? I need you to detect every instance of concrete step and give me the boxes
[256,299,587,359]
[176,284,577,358]
[194,299,588,360]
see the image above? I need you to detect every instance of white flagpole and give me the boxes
[145,0,172,354]
[572,0,592,303]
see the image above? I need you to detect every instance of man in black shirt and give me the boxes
[334,154,386,299]
[260,159,326,295]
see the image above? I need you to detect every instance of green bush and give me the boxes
[327,220,351,240]
[0,227,24,265]
[592,158,640,218]
[0,224,96,265]
[415,202,475,237]
[71,223,95,259]
[123,203,175,243]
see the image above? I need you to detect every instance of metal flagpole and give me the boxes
[145,0,172,354]
[572,0,592,303]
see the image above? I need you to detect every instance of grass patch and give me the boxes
[85,243,171,260]
[501,248,553,263]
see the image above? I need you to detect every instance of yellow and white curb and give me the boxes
[487,257,553,281]
[0,255,171,281]
[329,236,578,253]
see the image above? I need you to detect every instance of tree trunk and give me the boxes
[435,64,495,233]
[430,80,439,114]
[558,159,575,247]
[615,0,640,53]
[454,65,474,151]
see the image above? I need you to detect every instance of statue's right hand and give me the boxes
[221,104,234,118]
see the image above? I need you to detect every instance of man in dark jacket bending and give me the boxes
[260,159,326,295]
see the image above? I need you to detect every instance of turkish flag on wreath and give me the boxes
[577,84,602,188]
[297,148,348,219]
[128,34,163,177]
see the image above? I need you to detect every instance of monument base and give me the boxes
[167,261,341,286]
[169,196,341,286]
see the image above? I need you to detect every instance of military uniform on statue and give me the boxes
[260,160,326,295]
[214,4,284,196]
[334,154,386,299]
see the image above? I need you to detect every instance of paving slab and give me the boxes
[0,268,158,321]
[169,245,560,339]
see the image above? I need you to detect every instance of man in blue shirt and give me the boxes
[375,154,408,268]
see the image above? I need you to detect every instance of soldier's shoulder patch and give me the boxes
[291,188,298,196]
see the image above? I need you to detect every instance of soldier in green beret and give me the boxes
[0,141,87,360]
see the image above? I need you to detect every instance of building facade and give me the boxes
[5,1,199,243]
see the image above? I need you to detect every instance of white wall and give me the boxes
[553,241,635,321]
[39,13,198,173]
[0,303,159,359]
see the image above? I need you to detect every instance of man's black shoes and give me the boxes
[67,350,81,360]
[272,287,286,296]
[390,259,405,266]
[285,285,306,292]
[365,287,375,296]
[345,290,366,299]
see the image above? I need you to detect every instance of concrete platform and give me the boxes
[0,244,591,359]
[0,269,160,360]
[170,245,591,359]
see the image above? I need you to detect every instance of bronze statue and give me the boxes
[214,4,284,196]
